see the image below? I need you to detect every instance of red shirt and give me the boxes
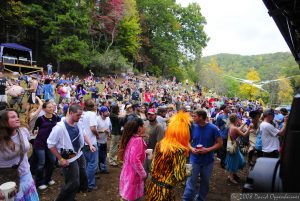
[208,98,215,108]
[144,92,152,103]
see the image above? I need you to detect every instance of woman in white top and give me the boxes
[0,109,39,201]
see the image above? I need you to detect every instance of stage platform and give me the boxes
[3,62,43,74]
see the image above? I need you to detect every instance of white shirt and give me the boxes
[80,111,98,145]
[63,85,71,99]
[96,116,111,144]
[260,121,280,153]
[156,116,167,132]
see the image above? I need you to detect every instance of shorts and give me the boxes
[10,96,22,105]
[0,95,7,103]
[27,93,36,104]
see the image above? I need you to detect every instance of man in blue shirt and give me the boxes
[183,109,222,201]
[215,104,230,169]
[274,108,284,128]
[47,63,53,75]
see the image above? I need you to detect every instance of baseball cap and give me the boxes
[98,106,109,113]
[147,108,156,114]
[263,108,275,116]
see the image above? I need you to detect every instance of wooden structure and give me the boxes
[0,43,43,74]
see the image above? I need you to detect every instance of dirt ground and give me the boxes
[38,154,249,201]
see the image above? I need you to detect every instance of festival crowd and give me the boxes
[0,69,289,201]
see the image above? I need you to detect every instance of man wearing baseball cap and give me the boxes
[260,108,288,158]
[144,108,164,174]
[96,106,111,174]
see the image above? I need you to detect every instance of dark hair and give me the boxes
[0,109,19,151]
[194,109,207,120]
[249,110,260,119]
[280,108,288,116]
[220,104,227,111]
[157,107,167,115]
[111,105,119,115]
[69,104,83,114]
[42,101,52,109]
[44,78,51,85]
[118,118,144,161]
[84,99,95,111]
[238,107,244,113]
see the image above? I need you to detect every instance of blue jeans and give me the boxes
[98,143,107,171]
[83,145,98,189]
[48,68,52,75]
[35,149,56,186]
[183,162,214,201]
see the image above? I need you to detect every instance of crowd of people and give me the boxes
[0,69,289,201]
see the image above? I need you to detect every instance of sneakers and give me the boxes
[109,163,118,167]
[227,176,238,184]
[38,185,48,190]
[48,180,55,185]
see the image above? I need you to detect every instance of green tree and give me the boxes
[223,77,240,98]
[136,0,208,75]
[115,0,141,60]
[20,0,92,69]
[199,58,224,94]
[277,76,294,104]
[42,0,91,68]
[0,1,26,42]
[175,3,208,57]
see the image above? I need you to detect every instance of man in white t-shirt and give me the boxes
[96,106,111,174]
[260,109,287,158]
[80,99,98,192]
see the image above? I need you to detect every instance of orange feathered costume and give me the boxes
[146,111,191,201]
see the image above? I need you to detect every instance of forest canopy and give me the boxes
[0,0,208,78]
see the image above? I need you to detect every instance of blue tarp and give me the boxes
[0,43,33,64]
[0,43,32,52]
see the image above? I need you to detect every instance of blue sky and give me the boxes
[176,0,290,56]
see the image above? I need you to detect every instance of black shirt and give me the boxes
[0,78,7,95]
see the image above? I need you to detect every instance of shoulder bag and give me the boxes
[0,130,25,186]
[226,129,237,154]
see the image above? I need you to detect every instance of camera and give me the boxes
[60,149,76,159]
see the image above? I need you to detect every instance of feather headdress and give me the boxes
[159,111,192,156]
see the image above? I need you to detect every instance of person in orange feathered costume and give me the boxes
[145,111,191,201]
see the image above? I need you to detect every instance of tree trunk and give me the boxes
[105,25,116,54]
[56,60,60,73]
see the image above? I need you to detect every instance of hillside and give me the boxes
[201,52,300,80]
